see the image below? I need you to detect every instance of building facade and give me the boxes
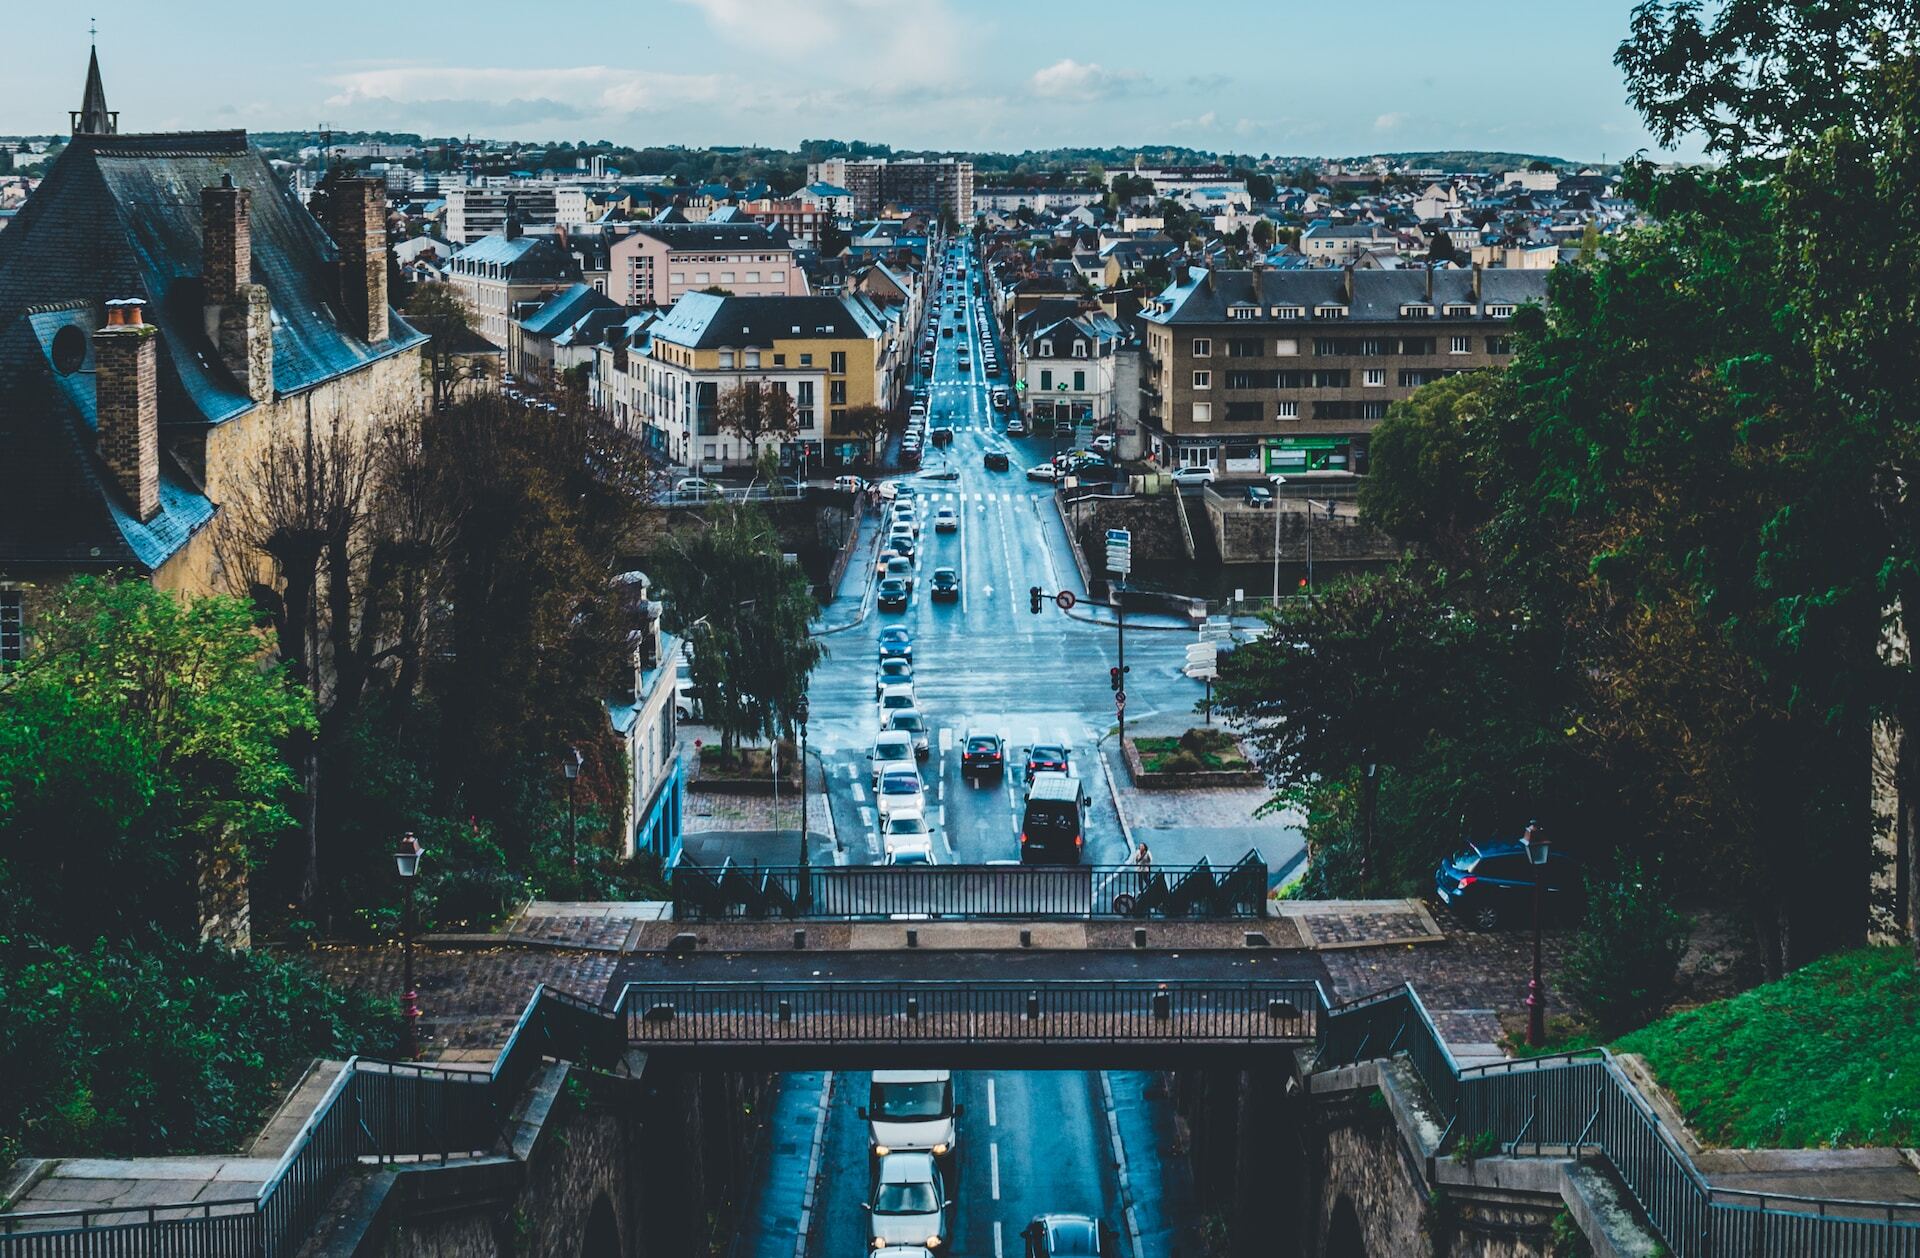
[444,183,590,244]
[806,157,973,221]
[447,228,583,348]
[1139,265,1548,477]
[607,222,805,308]
[1012,300,1126,430]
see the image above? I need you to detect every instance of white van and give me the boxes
[908,402,927,421]
[862,1069,961,1162]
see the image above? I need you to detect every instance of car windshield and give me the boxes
[882,694,914,711]
[872,1079,950,1120]
[886,818,927,835]
[874,1182,940,1215]
[1032,745,1066,763]
[1449,849,1481,870]
[881,774,919,795]
[880,630,910,645]
[967,737,999,754]
[892,715,924,732]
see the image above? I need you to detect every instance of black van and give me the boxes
[1020,773,1086,864]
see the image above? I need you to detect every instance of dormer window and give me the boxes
[1039,342,1055,357]
[1315,306,1348,320]
[1486,304,1515,318]
[1072,341,1088,357]
[1272,306,1303,320]
[1444,304,1475,318]
[1227,304,1259,320]
[1401,304,1433,318]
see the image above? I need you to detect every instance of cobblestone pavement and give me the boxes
[310,944,618,1058]
[684,777,834,835]
[1284,899,1440,948]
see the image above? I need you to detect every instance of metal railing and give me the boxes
[613,978,1322,1048]
[666,852,1270,920]
[1315,985,1920,1258]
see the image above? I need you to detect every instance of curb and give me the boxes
[794,1070,834,1258]
[1098,1071,1144,1258]
[1098,739,1136,857]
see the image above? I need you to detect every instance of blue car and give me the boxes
[1434,840,1580,930]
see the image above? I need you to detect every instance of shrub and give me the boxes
[1156,749,1208,774]
[1561,857,1690,1038]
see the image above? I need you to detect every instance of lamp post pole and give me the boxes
[796,696,812,908]
[1523,819,1550,1048]
[394,833,425,1061]
[1270,474,1286,602]
[563,746,582,873]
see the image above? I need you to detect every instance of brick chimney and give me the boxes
[321,176,389,343]
[1471,261,1483,303]
[202,175,273,402]
[94,299,160,522]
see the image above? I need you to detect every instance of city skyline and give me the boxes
[4,2,1693,162]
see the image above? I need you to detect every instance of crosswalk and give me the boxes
[903,491,1032,503]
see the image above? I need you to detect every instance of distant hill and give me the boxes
[1367,150,1585,172]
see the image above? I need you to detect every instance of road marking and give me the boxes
[986,1078,997,1126]
[989,1142,1000,1199]
[852,781,867,803]
[939,727,953,756]
[858,805,874,828]
[842,763,858,781]
[993,1220,1004,1258]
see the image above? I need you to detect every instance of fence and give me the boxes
[666,852,1269,920]
[1316,986,1920,1258]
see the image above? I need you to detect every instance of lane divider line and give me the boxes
[989,1141,1000,1200]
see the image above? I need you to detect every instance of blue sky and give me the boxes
[4,2,1688,161]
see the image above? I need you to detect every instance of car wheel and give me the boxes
[1470,903,1501,931]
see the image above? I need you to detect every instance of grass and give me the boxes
[698,742,801,785]
[1615,946,1920,1149]
[1135,727,1251,774]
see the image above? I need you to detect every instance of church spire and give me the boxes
[72,41,118,136]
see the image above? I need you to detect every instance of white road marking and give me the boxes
[858,804,874,828]
[939,727,953,756]
[989,1142,1000,1199]
[986,1078,997,1126]
[852,781,867,803]
[842,763,858,781]
[993,1220,1004,1258]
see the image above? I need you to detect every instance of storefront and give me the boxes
[1264,435,1354,474]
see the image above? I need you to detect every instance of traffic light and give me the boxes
[1110,666,1122,691]
[1030,586,1043,615]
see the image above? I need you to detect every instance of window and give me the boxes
[1487,304,1515,318]
[798,408,815,429]
[720,272,735,284]
[694,272,710,284]
[1227,305,1258,320]
[830,380,847,405]
[830,352,847,374]
[1225,401,1262,421]
[797,381,814,404]
[718,351,735,368]
[1191,338,1212,357]
[1315,306,1348,319]
[1401,304,1432,318]
[1276,401,1299,420]
[744,351,761,368]
[1398,337,1437,356]
[1363,369,1385,387]
[800,353,813,366]
[671,272,685,284]
[1072,341,1087,358]
[774,354,787,366]
[1450,335,1472,354]
[1274,337,1299,356]
[1228,338,1262,358]
[745,272,760,283]
[1272,306,1302,319]
[1039,341,1055,357]
[1040,369,1053,391]
[1073,370,1085,391]
[768,270,785,283]
[1192,370,1212,390]
[1190,402,1212,423]
[0,589,21,663]
[1487,336,1513,356]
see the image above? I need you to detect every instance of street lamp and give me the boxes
[1522,819,1551,1047]
[394,832,425,1061]
[796,695,812,906]
[563,745,583,874]
[1270,474,1287,602]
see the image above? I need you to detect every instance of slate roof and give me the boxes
[453,232,581,282]
[0,130,424,573]
[517,282,619,339]
[648,293,883,351]
[1144,266,1550,324]
[633,222,790,252]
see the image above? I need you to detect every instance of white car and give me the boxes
[880,815,937,864]
[886,707,931,759]
[1169,466,1216,487]
[933,507,958,533]
[1091,434,1116,453]
[879,690,918,722]
[1006,416,1028,436]
[1026,463,1061,483]
[673,476,720,499]
[866,1152,949,1252]
[876,769,926,825]
[870,730,916,788]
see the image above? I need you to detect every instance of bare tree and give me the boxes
[405,282,495,412]
[714,379,799,466]
[835,404,893,471]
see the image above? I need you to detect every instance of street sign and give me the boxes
[1115,690,1127,709]
[1017,379,1027,391]
[1105,527,1133,576]
[1054,589,1077,610]
[1185,641,1220,681]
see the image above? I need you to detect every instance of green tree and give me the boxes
[657,505,822,755]
[715,379,800,465]
[0,578,315,938]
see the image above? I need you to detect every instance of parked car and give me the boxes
[673,476,720,500]
[1244,485,1274,508]
[933,506,959,533]
[1026,463,1060,483]
[984,450,1011,471]
[1090,434,1116,454]
[962,731,1005,780]
[1434,839,1582,930]
[928,567,960,601]
[877,626,913,661]
[1021,1214,1117,1256]
[876,769,926,824]
[865,1152,949,1252]
[877,577,911,611]
[885,708,931,759]
[1006,415,1028,436]
[1169,466,1216,488]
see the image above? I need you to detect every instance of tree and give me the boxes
[1244,171,1276,202]
[404,282,492,412]
[715,379,799,465]
[656,505,822,755]
[1425,230,1460,265]
[0,578,315,939]
[837,404,893,469]
[1250,218,1276,251]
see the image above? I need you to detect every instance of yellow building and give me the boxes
[611,292,897,471]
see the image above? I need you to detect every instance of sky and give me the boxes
[2,2,1692,162]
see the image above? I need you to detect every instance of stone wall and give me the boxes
[1066,494,1190,599]
[1207,499,1402,566]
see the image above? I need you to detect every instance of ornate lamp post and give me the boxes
[1522,819,1551,1048]
[563,745,583,873]
[394,832,425,1060]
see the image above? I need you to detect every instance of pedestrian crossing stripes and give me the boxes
[898,491,1027,503]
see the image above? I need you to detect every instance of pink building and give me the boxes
[608,222,808,308]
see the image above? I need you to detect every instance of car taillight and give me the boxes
[1019,832,1028,845]
[1075,835,1084,848]
[1457,875,1477,888]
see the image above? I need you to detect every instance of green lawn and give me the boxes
[1134,729,1251,774]
[1616,947,1920,1149]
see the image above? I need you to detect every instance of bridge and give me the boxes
[4,977,1918,1258]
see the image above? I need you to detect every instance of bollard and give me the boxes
[1026,992,1040,1021]
[1133,927,1148,948]
[907,996,920,1020]
[778,999,793,1024]
[1151,990,1171,1020]
[1020,929,1032,948]
[907,928,919,948]
[794,928,807,949]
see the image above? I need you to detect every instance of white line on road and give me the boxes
[851,781,867,803]
[858,805,874,828]
[993,1220,1004,1258]
[986,1078,997,1126]
[989,1142,1000,1200]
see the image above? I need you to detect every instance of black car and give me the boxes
[929,567,960,601]
[1434,840,1581,930]
[1022,1214,1116,1256]
[931,427,953,447]
[877,626,913,660]
[984,450,1011,471]
[962,732,1004,779]
[877,577,910,611]
[1025,743,1070,777]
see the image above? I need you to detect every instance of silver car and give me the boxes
[866,1152,949,1251]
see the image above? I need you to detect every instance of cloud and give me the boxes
[323,64,732,130]
[677,0,976,94]
[1185,73,1232,92]
[1374,112,1407,132]
[1029,58,1149,102]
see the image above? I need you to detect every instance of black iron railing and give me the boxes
[613,977,1321,1048]
[667,852,1269,920]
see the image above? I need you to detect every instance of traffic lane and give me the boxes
[956,1071,1119,1258]
[812,1073,876,1256]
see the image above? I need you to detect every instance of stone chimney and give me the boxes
[202,175,273,402]
[1471,261,1483,303]
[94,299,160,523]
[1342,263,1355,305]
[1425,264,1435,303]
[321,176,389,343]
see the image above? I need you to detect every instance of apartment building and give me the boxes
[444,184,590,244]
[805,156,973,221]
[1139,266,1549,477]
[972,186,1103,215]
[739,198,831,249]
[1012,299,1126,428]
[598,293,889,469]
[607,222,806,308]
[447,227,582,347]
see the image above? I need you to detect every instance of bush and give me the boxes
[1561,857,1690,1037]
[1156,749,1208,774]
[1177,727,1237,757]
[419,815,529,931]
[0,933,398,1156]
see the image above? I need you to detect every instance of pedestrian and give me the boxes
[1132,840,1153,889]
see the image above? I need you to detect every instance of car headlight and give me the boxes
[931,1143,949,1156]
[872,1240,886,1251]
[926,1236,943,1248]
[872,1145,891,1157]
